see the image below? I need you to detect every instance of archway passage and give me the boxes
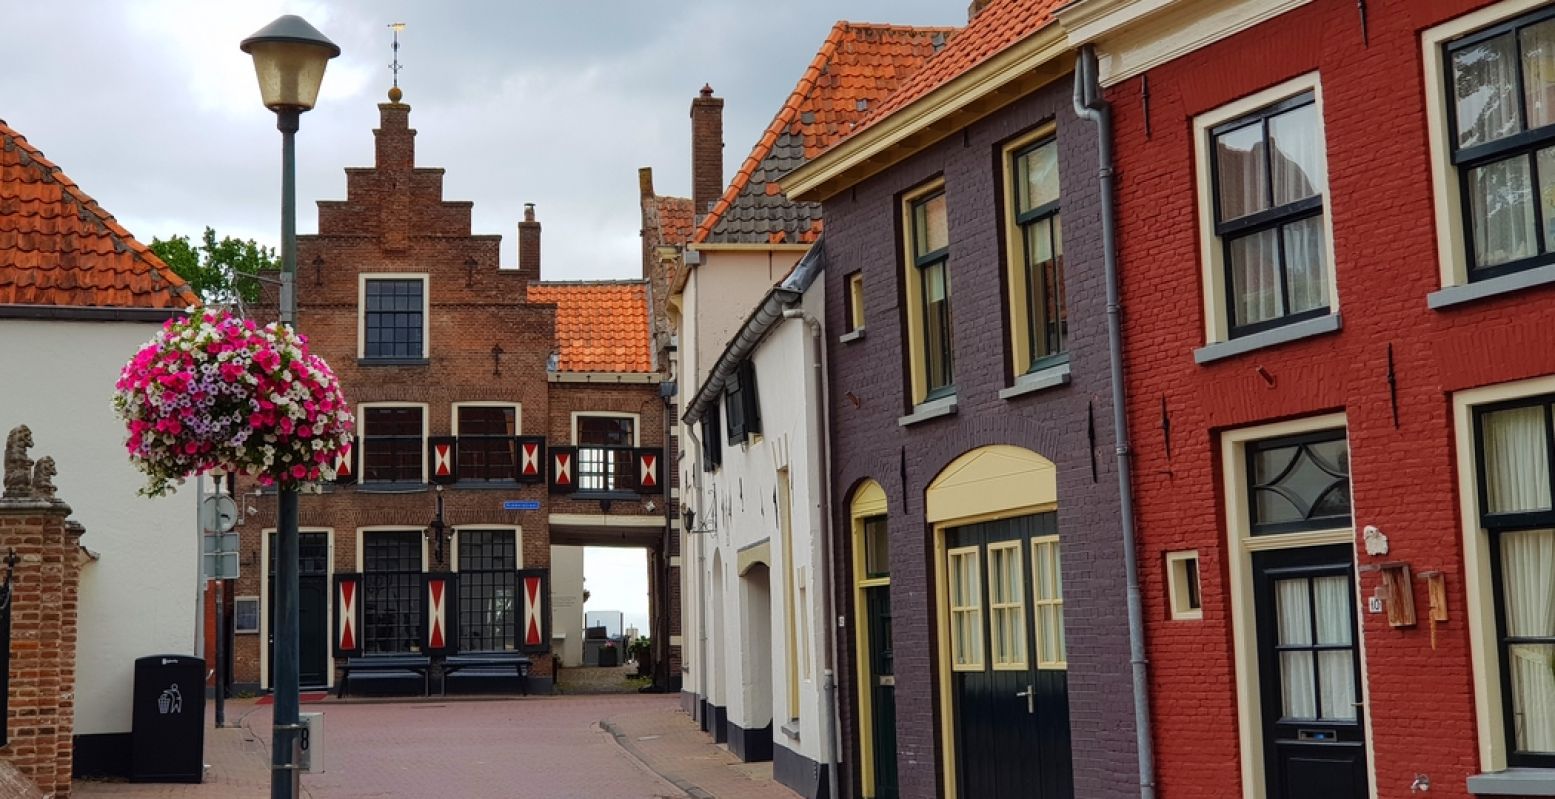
[929,446,1074,799]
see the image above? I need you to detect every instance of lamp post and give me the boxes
[240,16,339,799]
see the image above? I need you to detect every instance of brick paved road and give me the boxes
[78,695,698,798]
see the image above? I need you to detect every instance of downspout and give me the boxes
[684,420,709,718]
[783,306,840,799]
[1074,45,1157,799]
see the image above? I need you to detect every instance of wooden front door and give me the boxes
[944,514,1072,799]
[1253,544,1368,799]
[864,585,898,798]
[268,532,331,688]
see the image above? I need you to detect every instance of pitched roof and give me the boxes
[693,22,956,246]
[844,0,1065,139]
[654,195,696,247]
[0,120,196,309]
[527,280,653,373]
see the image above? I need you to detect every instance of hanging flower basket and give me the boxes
[114,309,354,496]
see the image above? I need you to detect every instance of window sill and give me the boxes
[999,361,1072,400]
[573,491,642,501]
[898,394,958,427]
[357,357,431,367]
[780,721,801,741]
[1429,263,1555,310]
[838,328,865,344]
[356,482,430,494]
[452,481,526,491]
[1467,769,1555,796]
[1193,313,1342,365]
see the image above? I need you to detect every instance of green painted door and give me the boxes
[866,586,898,798]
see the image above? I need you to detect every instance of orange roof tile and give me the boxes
[692,22,957,245]
[654,195,695,247]
[527,280,653,373]
[0,120,196,309]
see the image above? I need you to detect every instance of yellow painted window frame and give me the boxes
[947,544,985,672]
[1166,549,1204,621]
[1001,124,1059,377]
[986,540,1028,670]
[850,480,890,799]
[779,469,800,722]
[1030,534,1067,669]
[848,271,866,331]
[901,178,948,406]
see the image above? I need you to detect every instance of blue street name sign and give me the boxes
[503,500,540,511]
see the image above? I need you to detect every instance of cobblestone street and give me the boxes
[76,694,797,799]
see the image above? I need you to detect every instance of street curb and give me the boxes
[600,718,716,799]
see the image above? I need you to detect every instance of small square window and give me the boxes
[234,597,260,634]
[847,272,866,332]
[1166,551,1203,621]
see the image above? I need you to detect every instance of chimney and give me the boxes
[690,85,724,221]
[518,203,541,280]
[967,0,996,20]
[639,166,655,200]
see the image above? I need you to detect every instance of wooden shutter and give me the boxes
[516,436,547,484]
[550,447,578,493]
[333,437,356,485]
[634,447,664,494]
[429,436,458,484]
[516,568,551,653]
[423,573,458,655]
[333,573,364,657]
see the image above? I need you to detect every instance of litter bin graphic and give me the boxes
[132,654,205,783]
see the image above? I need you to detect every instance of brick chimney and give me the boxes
[690,85,724,221]
[968,0,996,20]
[518,203,541,281]
[639,166,655,200]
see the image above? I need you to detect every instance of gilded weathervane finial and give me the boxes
[387,22,406,103]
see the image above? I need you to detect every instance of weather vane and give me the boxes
[388,22,406,102]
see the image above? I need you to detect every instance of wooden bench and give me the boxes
[335,655,432,698]
[440,653,531,696]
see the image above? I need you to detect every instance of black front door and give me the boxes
[269,532,331,688]
[1253,544,1368,799]
[865,585,898,799]
[945,513,1072,799]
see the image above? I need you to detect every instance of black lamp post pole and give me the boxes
[271,106,302,799]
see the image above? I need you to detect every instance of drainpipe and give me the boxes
[782,306,840,799]
[683,420,710,717]
[1073,44,1157,799]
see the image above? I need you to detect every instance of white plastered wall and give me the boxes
[549,545,586,667]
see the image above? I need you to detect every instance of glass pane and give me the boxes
[1228,228,1283,328]
[1508,643,1555,753]
[1280,651,1317,718]
[1041,606,1062,664]
[1024,216,1066,362]
[915,193,948,256]
[1282,216,1328,315]
[1500,529,1555,639]
[1313,575,1353,645]
[1268,103,1326,204]
[1482,406,1553,513]
[1276,578,1313,646]
[1018,141,1060,213]
[1453,33,1523,148]
[1539,147,1555,250]
[864,516,890,578]
[1469,155,1539,269]
[922,262,954,392]
[1524,20,1555,131]
[1318,650,1358,721]
[1216,121,1270,221]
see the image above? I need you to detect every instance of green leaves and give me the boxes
[149,227,278,305]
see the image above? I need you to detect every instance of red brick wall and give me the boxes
[1109,1,1547,795]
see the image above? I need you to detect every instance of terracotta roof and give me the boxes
[527,280,653,373]
[843,0,1065,140]
[654,195,695,247]
[0,120,196,309]
[693,22,956,246]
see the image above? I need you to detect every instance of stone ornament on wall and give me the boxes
[4,426,63,505]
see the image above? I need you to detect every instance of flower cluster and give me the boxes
[114,309,354,496]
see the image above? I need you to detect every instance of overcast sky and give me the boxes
[5,0,962,280]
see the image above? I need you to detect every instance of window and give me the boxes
[987,542,1027,670]
[234,597,260,634]
[456,405,518,481]
[947,546,983,670]
[724,361,761,445]
[362,277,427,360]
[1031,536,1066,668]
[863,515,890,579]
[1167,551,1204,621]
[1474,397,1555,766]
[1246,430,1351,534]
[576,414,635,492]
[1007,135,1066,372]
[905,187,955,402]
[846,272,866,333]
[457,530,518,652]
[1446,7,1555,281]
[700,406,722,471]
[361,406,424,483]
[363,531,424,654]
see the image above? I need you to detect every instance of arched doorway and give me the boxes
[929,445,1073,799]
[850,480,896,799]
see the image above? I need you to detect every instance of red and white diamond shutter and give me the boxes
[550,447,578,494]
[634,447,664,494]
[423,573,457,655]
[517,568,550,653]
[333,573,363,657]
[334,438,356,485]
[516,436,546,484]
[429,436,458,485]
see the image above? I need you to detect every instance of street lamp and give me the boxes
[240,15,338,799]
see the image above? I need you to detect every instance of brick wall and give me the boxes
[818,80,1139,798]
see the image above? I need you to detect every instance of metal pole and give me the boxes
[271,106,302,799]
[215,577,225,728]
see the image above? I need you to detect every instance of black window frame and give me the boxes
[909,190,955,401]
[1208,91,1330,339]
[1244,428,1352,535]
[1011,136,1068,372]
[362,278,427,360]
[362,530,425,655]
[724,360,761,445]
[1472,394,1555,768]
[456,405,518,483]
[361,406,424,484]
[576,414,635,493]
[1445,5,1555,282]
[456,530,518,653]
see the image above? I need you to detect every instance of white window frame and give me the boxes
[357,402,429,484]
[1193,72,1339,348]
[569,411,641,446]
[357,273,430,360]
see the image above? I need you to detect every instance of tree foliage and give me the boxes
[149,228,278,305]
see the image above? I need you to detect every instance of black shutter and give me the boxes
[516,568,551,653]
[423,573,458,655]
[701,406,722,471]
[550,447,578,493]
[634,447,664,494]
[429,436,458,484]
[332,573,364,657]
[516,436,547,484]
[741,360,762,436]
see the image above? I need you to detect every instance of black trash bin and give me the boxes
[131,654,205,783]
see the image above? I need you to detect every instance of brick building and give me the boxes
[227,95,669,695]
[1058,0,1555,796]
[781,3,1142,797]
